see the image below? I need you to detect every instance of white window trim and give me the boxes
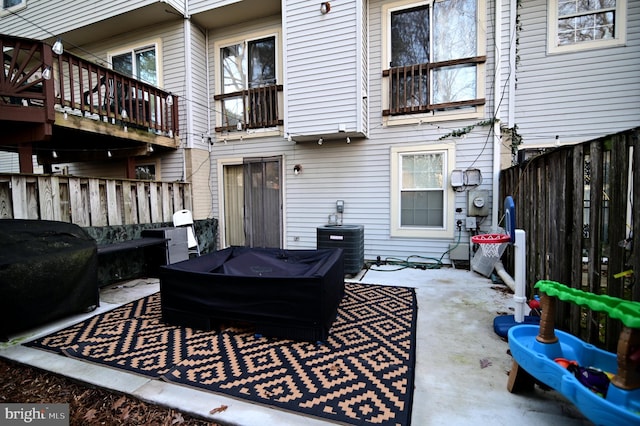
[381,0,486,125]
[547,0,627,54]
[390,143,456,238]
[107,38,163,86]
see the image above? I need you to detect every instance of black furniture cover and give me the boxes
[159,246,345,341]
[0,219,99,340]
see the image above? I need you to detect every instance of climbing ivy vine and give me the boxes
[437,118,500,140]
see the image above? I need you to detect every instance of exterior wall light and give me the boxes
[320,2,330,14]
[293,164,302,175]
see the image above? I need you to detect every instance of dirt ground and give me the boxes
[0,358,221,425]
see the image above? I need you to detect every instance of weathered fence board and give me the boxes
[106,180,120,225]
[149,182,159,223]
[137,182,150,224]
[606,136,630,348]
[500,128,638,350]
[586,141,604,344]
[88,179,105,226]
[569,145,584,334]
[122,183,134,225]
[0,174,191,227]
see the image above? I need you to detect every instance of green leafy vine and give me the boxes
[438,117,500,140]
[506,124,523,157]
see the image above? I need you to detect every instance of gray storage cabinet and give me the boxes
[142,227,189,264]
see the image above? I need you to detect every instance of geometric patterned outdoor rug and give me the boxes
[26,282,417,425]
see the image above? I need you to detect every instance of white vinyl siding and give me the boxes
[516,0,640,147]
[283,0,367,138]
[189,0,233,14]
[188,25,209,150]
[0,1,185,39]
[0,152,35,173]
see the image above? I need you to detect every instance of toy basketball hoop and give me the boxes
[471,233,511,258]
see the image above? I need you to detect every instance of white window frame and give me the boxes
[1,0,26,15]
[107,39,163,86]
[547,0,627,54]
[213,27,282,139]
[390,143,456,238]
[381,0,486,127]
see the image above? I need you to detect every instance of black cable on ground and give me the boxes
[364,227,464,272]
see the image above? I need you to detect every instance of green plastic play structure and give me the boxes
[534,280,640,329]
[508,280,640,426]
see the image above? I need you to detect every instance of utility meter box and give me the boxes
[450,169,464,189]
[468,190,489,216]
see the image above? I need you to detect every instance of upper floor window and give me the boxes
[3,0,24,9]
[214,33,282,133]
[382,0,486,120]
[548,0,627,53]
[222,37,276,92]
[111,45,158,85]
[106,42,162,122]
[2,0,26,14]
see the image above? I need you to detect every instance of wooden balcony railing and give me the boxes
[54,54,178,136]
[1,34,55,124]
[1,34,179,137]
[214,84,283,133]
[382,56,486,116]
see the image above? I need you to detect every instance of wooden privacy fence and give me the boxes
[0,173,192,227]
[499,128,639,351]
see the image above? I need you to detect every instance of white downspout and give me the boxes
[206,30,211,152]
[508,0,517,129]
[184,10,193,149]
[492,0,503,231]
[282,0,289,139]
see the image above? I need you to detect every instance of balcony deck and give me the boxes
[1,34,180,174]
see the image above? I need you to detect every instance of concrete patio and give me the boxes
[0,265,592,425]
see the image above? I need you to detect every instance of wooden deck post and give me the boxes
[18,143,33,174]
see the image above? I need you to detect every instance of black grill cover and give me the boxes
[0,219,98,341]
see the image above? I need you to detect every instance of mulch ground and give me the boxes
[0,358,221,425]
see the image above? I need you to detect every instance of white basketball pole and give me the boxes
[513,229,526,323]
